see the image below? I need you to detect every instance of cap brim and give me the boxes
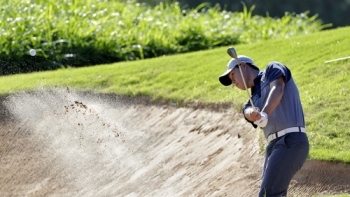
[219,69,233,86]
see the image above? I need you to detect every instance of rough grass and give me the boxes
[0,26,350,163]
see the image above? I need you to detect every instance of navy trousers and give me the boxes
[259,132,309,197]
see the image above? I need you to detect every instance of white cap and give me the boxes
[218,55,256,86]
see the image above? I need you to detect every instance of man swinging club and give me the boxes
[219,47,309,197]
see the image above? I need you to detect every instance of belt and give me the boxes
[267,127,306,143]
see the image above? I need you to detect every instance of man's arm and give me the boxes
[261,76,285,116]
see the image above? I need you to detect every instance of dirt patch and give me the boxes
[0,89,349,196]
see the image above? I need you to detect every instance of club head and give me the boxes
[227,47,238,58]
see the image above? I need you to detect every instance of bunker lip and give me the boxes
[0,89,349,196]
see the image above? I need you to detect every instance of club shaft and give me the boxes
[235,58,256,111]
[227,47,256,110]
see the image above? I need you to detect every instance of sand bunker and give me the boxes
[0,88,349,196]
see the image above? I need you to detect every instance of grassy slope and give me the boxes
[1,26,350,163]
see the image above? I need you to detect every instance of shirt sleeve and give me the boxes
[264,62,291,83]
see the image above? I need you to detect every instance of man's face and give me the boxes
[229,66,246,90]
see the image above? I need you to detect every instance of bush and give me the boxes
[0,0,330,75]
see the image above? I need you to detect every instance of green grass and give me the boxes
[1,26,350,163]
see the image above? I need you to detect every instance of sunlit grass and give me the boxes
[1,26,350,163]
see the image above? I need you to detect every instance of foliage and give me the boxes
[141,0,349,28]
[0,0,329,75]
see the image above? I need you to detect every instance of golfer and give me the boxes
[219,55,309,197]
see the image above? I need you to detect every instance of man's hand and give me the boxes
[244,108,268,127]
[254,112,268,127]
[244,107,261,122]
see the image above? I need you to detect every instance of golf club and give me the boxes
[227,47,256,111]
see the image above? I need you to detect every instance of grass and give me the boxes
[1,26,350,163]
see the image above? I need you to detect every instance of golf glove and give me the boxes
[254,112,268,127]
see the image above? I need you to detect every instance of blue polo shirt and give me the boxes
[243,61,305,137]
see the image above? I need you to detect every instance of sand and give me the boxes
[0,88,349,197]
